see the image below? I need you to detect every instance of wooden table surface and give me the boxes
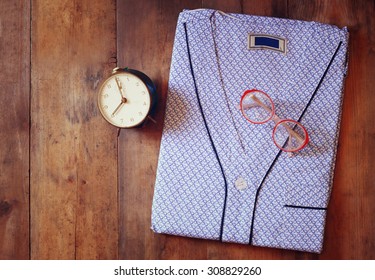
[0,0,374,260]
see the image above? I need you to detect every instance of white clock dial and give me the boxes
[98,72,151,128]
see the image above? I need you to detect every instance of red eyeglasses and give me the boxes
[240,89,309,153]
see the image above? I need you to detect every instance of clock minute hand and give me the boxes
[115,77,126,98]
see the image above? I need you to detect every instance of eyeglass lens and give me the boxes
[273,120,308,152]
[241,90,274,123]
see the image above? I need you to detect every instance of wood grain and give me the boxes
[0,0,30,260]
[30,0,118,259]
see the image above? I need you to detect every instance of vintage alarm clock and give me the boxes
[98,67,157,128]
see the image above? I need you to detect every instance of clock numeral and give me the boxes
[138,112,143,116]
[142,91,146,95]
[126,77,130,81]
[103,105,108,109]
[130,117,135,122]
[143,102,147,106]
[120,118,124,123]
[136,82,140,86]
[103,94,109,98]
[106,84,111,89]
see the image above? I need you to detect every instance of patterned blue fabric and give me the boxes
[151,9,349,253]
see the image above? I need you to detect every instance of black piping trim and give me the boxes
[284,205,327,211]
[183,23,228,242]
[297,41,342,123]
[248,41,343,245]
[248,149,283,244]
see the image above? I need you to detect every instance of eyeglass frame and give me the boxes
[239,89,309,153]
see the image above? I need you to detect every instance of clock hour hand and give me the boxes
[111,102,124,117]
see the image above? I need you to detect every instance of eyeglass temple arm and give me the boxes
[242,94,305,143]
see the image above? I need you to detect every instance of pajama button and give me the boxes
[235,177,247,190]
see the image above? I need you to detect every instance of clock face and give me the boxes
[98,72,151,128]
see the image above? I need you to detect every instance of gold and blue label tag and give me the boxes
[248,34,287,54]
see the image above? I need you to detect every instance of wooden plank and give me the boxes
[0,0,30,260]
[202,0,288,17]
[117,0,203,259]
[202,0,243,12]
[242,0,288,17]
[286,0,375,260]
[30,0,118,259]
